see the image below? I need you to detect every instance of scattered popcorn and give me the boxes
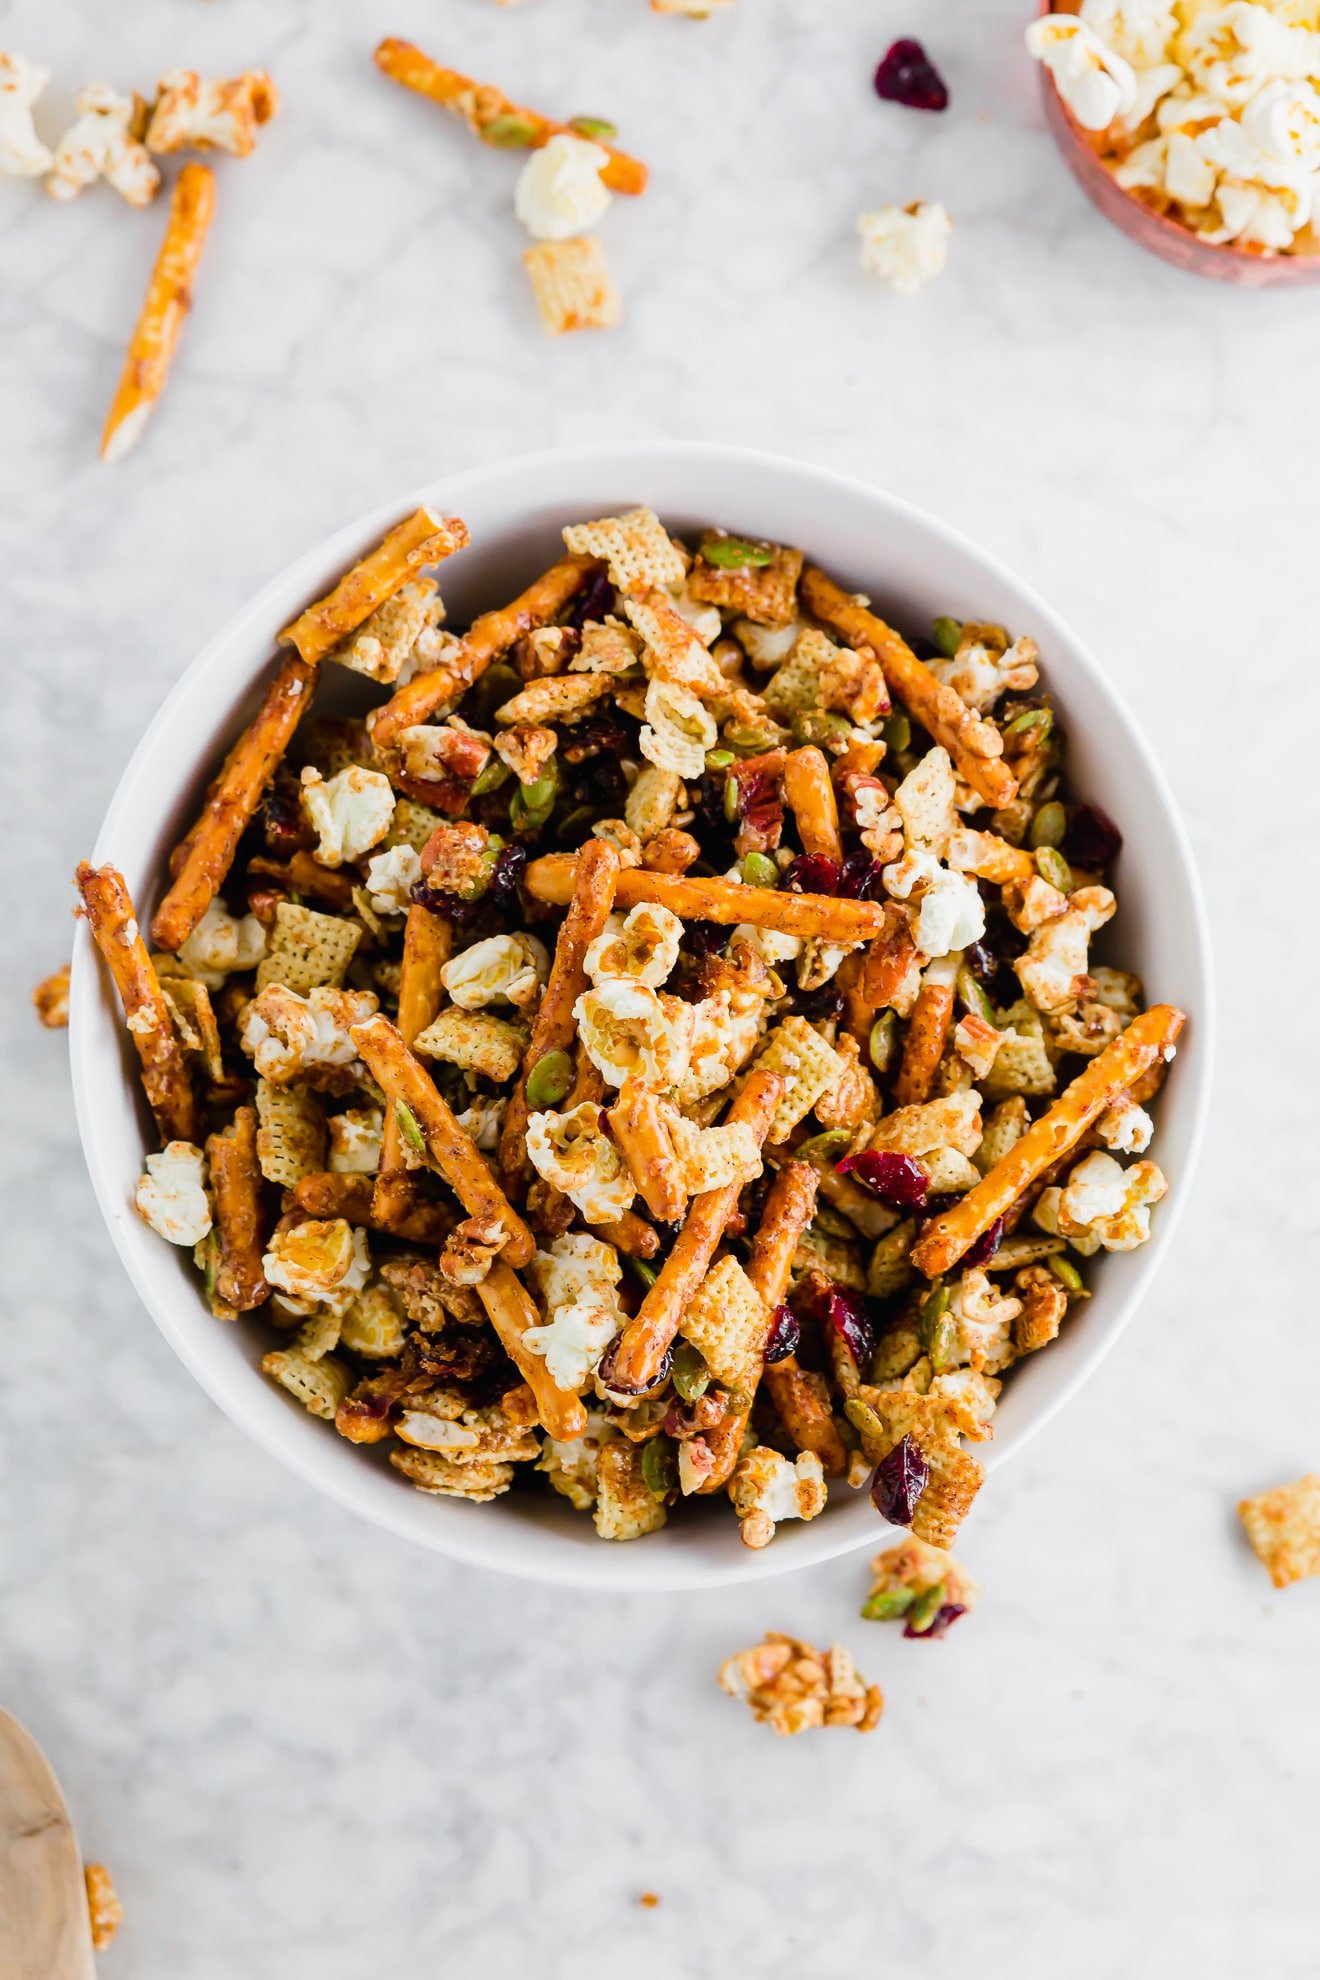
[1096,1095,1154,1153]
[300,764,396,867]
[145,67,278,156]
[263,1218,370,1309]
[718,1633,884,1735]
[441,932,549,1012]
[46,82,159,205]
[524,1298,621,1390]
[364,842,422,916]
[327,1106,384,1173]
[857,201,952,294]
[882,848,986,957]
[729,1445,828,1548]
[134,1140,211,1246]
[1239,1473,1320,1588]
[239,984,378,1084]
[1034,1149,1167,1254]
[527,1101,636,1222]
[584,901,683,989]
[575,979,693,1089]
[175,895,266,988]
[0,52,53,177]
[515,132,612,240]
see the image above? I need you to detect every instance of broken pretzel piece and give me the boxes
[100,161,215,465]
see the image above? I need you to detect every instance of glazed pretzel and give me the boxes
[101,163,216,465]
[372,904,451,1230]
[76,862,198,1143]
[524,855,894,943]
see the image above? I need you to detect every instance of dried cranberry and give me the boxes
[837,1149,929,1210]
[798,984,845,1022]
[964,1215,1006,1269]
[1064,802,1123,869]
[764,1304,801,1363]
[487,842,527,910]
[410,877,481,925]
[596,1338,674,1396]
[837,850,885,900]
[261,769,314,855]
[784,853,841,895]
[685,919,731,959]
[691,771,736,846]
[904,1602,967,1640]
[730,761,784,854]
[560,719,633,765]
[871,1434,929,1525]
[826,1286,875,1368]
[565,566,616,630]
[875,37,948,111]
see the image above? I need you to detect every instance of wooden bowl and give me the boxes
[1036,0,1320,286]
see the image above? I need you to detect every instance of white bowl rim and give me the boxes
[70,439,1215,1592]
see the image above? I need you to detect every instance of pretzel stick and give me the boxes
[206,1107,269,1311]
[783,746,844,865]
[608,1077,686,1222]
[76,862,198,1144]
[351,1013,536,1267]
[588,1209,659,1260]
[372,554,594,746]
[499,838,620,1191]
[834,951,874,1049]
[892,972,956,1108]
[293,1172,451,1244]
[605,1069,783,1391]
[279,508,469,665]
[910,1004,1187,1277]
[373,905,451,1229]
[861,904,920,1008]
[801,566,1018,809]
[524,856,893,943]
[374,38,648,195]
[152,514,468,950]
[476,1261,588,1440]
[101,163,216,466]
[947,828,1035,888]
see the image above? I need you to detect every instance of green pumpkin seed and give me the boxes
[861,1585,916,1622]
[1004,706,1053,741]
[556,804,596,839]
[918,1282,950,1351]
[483,113,539,146]
[569,115,617,140]
[641,1434,678,1498]
[468,756,508,799]
[741,851,779,889]
[791,710,852,749]
[905,1581,948,1634]
[956,965,996,1026]
[705,748,735,770]
[727,724,780,756]
[702,536,775,570]
[723,774,740,823]
[928,1313,958,1375]
[1035,845,1073,893]
[796,1128,852,1168]
[1049,1254,1085,1295]
[395,1102,426,1156]
[868,1010,898,1074]
[931,616,962,659]
[672,1341,711,1403]
[628,1257,659,1290]
[525,1048,574,1111]
[509,762,558,833]
[883,712,911,754]
[1029,800,1067,850]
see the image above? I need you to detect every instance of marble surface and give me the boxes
[3,0,1317,1972]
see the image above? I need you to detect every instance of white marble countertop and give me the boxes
[4,0,1317,1972]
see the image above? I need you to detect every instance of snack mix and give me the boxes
[1028,1,1320,254]
[1238,1474,1320,1587]
[76,501,1186,1550]
[719,1632,885,1734]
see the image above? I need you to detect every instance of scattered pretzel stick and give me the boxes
[76,862,198,1143]
[524,855,893,943]
[861,903,920,1009]
[279,508,469,665]
[608,1077,686,1222]
[101,162,216,466]
[605,1068,783,1391]
[783,746,844,865]
[588,1208,659,1260]
[152,513,467,951]
[911,1004,1186,1277]
[374,38,648,194]
[293,1171,451,1244]
[892,965,957,1107]
[499,838,620,1191]
[372,554,594,746]
[373,905,451,1229]
[801,566,1019,809]
[351,1013,536,1266]
[477,1261,587,1440]
[206,1106,269,1310]
[247,852,356,913]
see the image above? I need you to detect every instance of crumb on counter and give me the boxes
[85,1863,123,1951]
[1239,1473,1320,1588]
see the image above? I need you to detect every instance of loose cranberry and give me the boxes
[596,1338,674,1396]
[874,38,948,112]
[826,1286,876,1368]
[799,984,845,1022]
[964,1215,1006,1268]
[784,853,841,895]
[905,1602,967,1640]
[487,842,528,909]
[410,877,481,925]
[565,566,616,630]
[1064,802,1123,869]
[914,1191,960,1230]
[764,1304,801,1363]
[838,850,885,900]
[560,719,632,765]
[837,1149,929,1210]
[871,1434,929,1525]
[685,919,731,959]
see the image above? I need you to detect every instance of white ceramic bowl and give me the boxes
[70,442,1213,1591]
